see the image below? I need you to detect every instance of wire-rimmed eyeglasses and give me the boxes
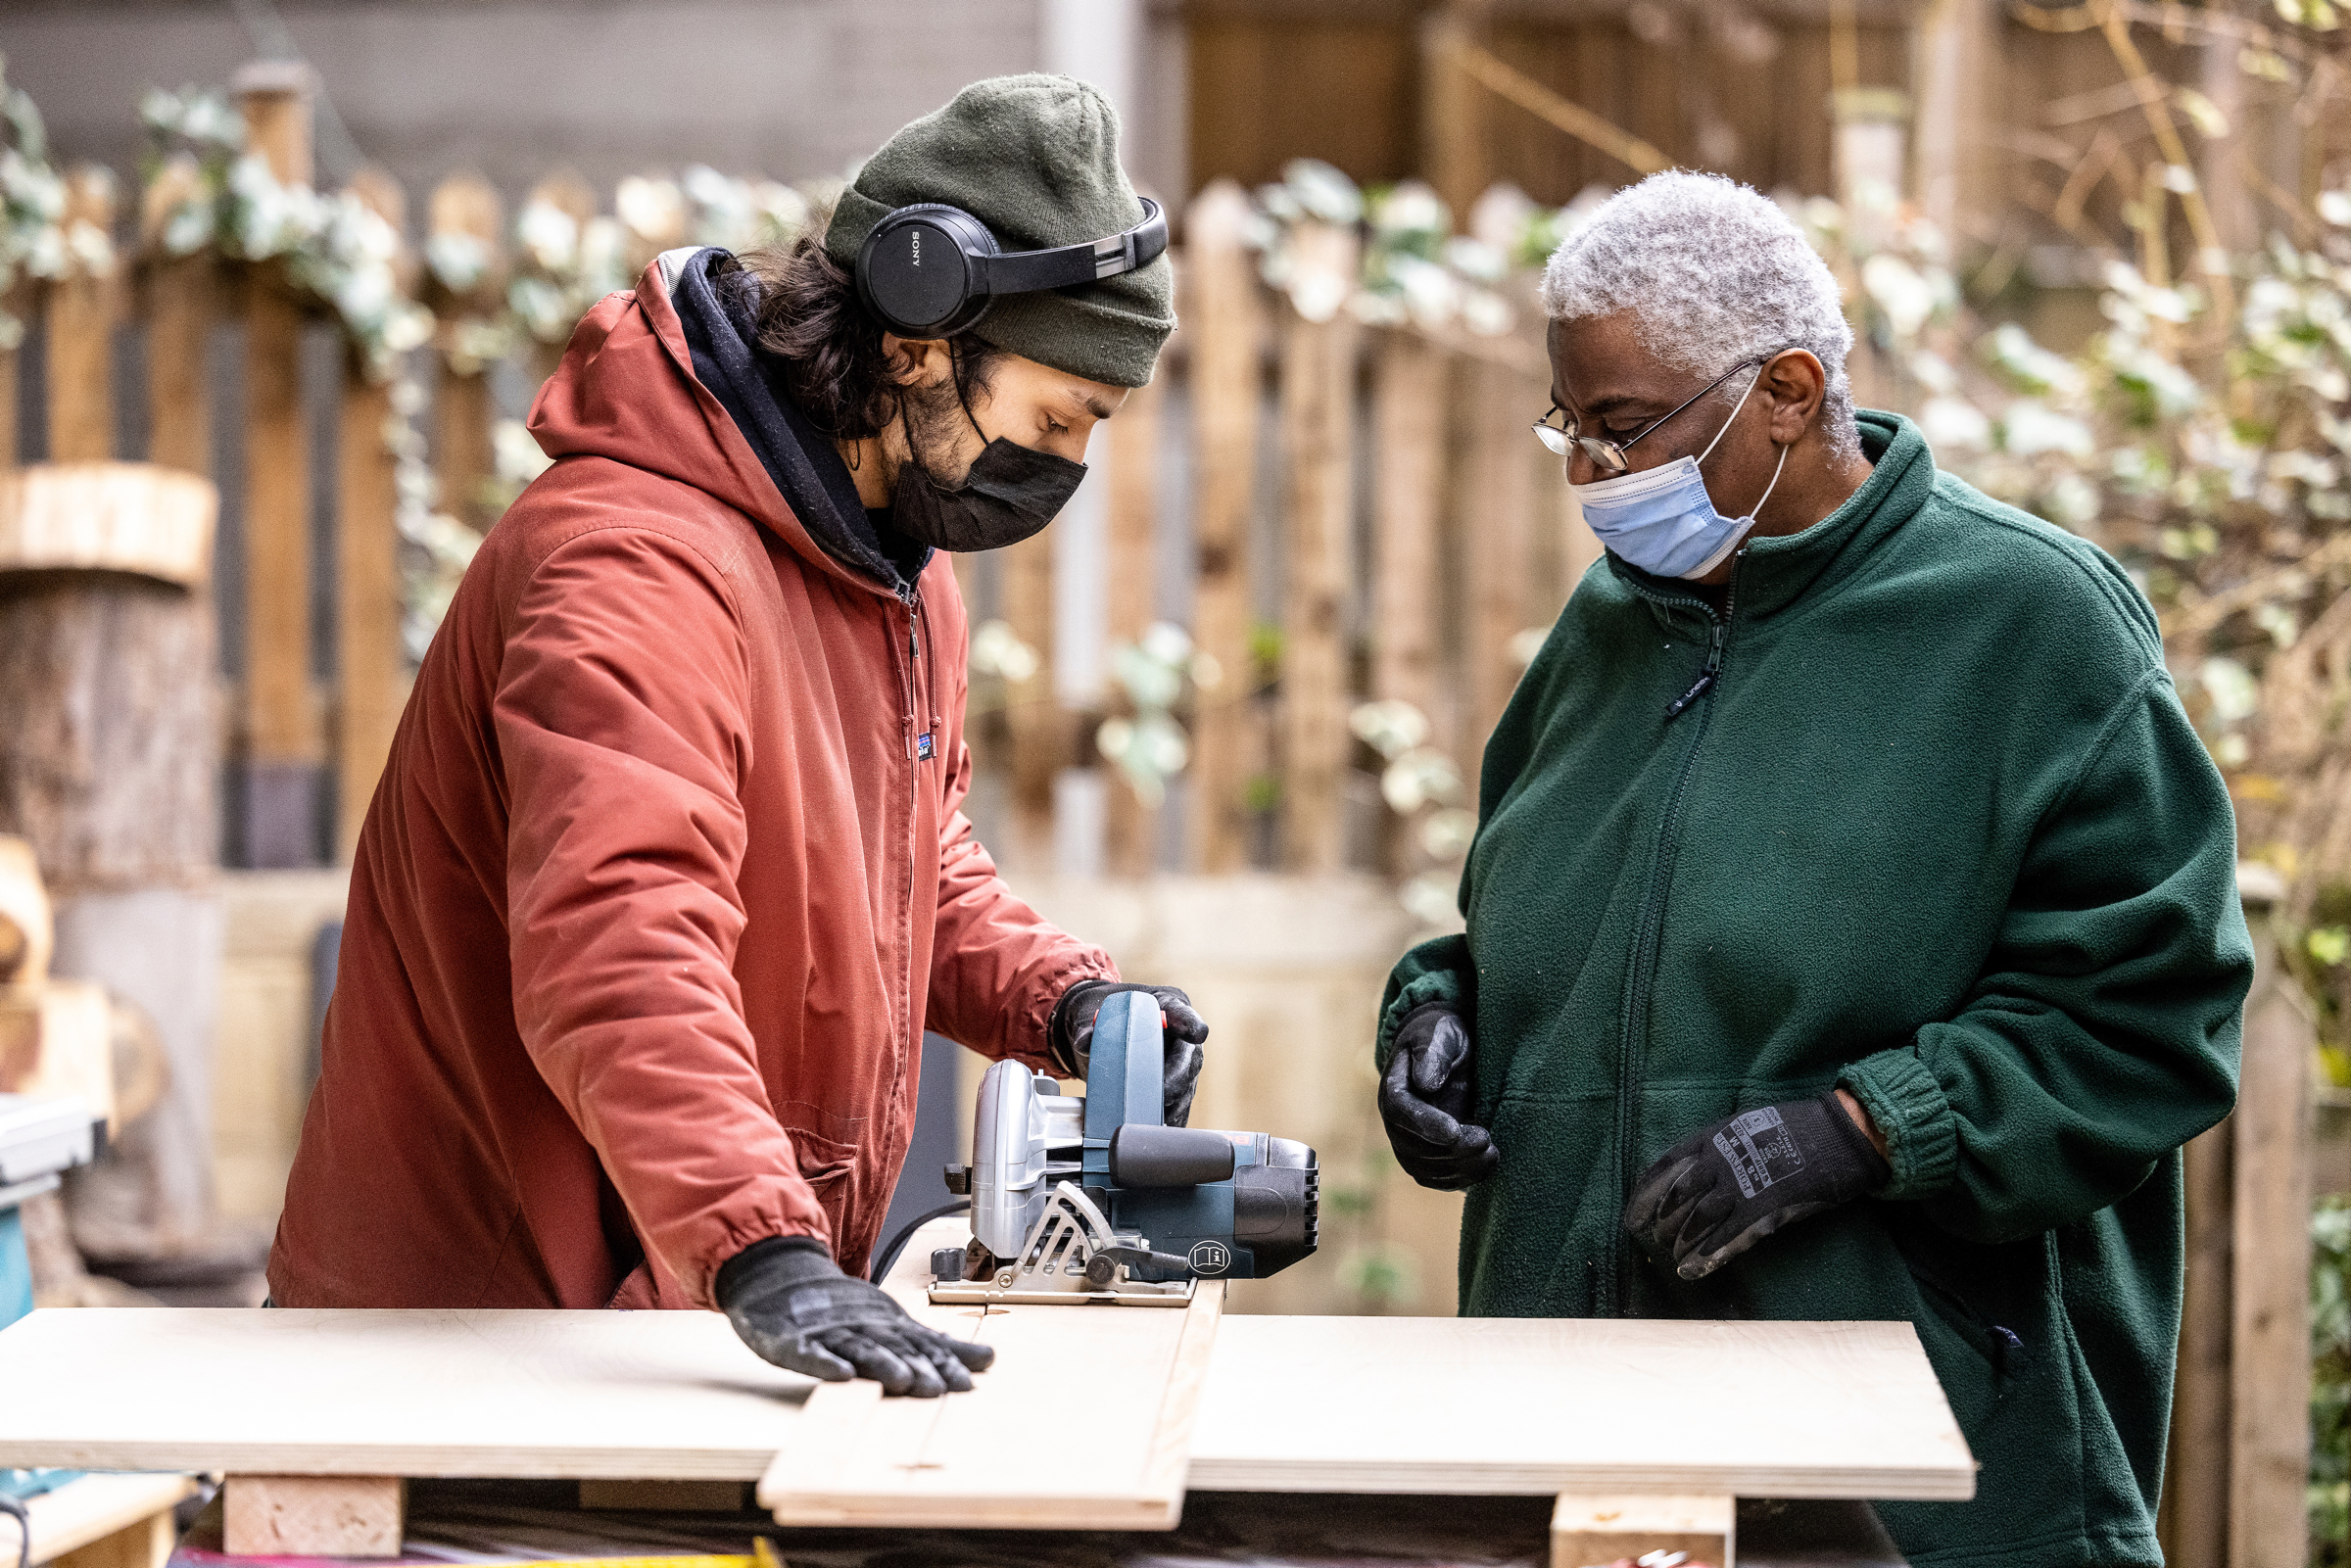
[1531,357,1766,477]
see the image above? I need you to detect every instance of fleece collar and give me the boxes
[661,246,932,596]
[1608,410,1938,625]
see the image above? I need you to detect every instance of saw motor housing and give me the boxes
[934,990,1318,1303]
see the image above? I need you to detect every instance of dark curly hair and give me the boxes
[727,207,1003,443]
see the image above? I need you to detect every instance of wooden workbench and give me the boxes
[0,1213,1971,1568]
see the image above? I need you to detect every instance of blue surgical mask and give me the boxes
[1570,366,1789,580]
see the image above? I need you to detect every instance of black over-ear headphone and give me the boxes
[854,197,1168,340]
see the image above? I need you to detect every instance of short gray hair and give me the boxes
[1539,170,1859,462]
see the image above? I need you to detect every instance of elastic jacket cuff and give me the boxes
[1377,974,1465,1068]
[1839,1046,1958,1201]
[713,1234,830,1307]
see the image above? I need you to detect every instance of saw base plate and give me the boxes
[926,1280,1195,1307]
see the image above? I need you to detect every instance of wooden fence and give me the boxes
[1,79,1593,885]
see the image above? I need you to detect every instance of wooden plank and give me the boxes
[2231,891,2316,1568]
[1182,183,1262,874]
[222,1476,403,1558]
[1102,362,1164,879]
[141,258,216,479]
[1369,332,1446,725]
[2163,1118,2232,1566]
[0,286,20,471]
[426,172,504,534]
[334,170,409,865]
[1551,1491,1733,1568]
[758,1280,1224,1530]
[18,1473,196,1568]
[0,1309,811,1479]
[1369,331,1448,874]
[45,168,119,465]
[1188,1314,1976,1499]
[236,67,320,868]
[1000,527,1059,871]
[1463,358,1536,763]
[1275,222,1359,876]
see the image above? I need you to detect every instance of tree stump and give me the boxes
[0,458,227,1263]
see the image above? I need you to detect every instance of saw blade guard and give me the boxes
[968,1058,1084,1259]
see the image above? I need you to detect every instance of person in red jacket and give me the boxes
[267,77,1203,1398]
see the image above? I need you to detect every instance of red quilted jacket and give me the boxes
[267,261,1112,1309]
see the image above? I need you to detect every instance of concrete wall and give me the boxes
[1,0,1184,209]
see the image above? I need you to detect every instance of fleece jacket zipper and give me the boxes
[1604,561,1742,1315]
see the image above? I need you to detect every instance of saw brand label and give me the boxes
[1187,1239,1231,1276]
[1713,1106,1805,1199]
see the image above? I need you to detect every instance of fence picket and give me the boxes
[1103,360,1165,877]
[46,167,118,463]
[1183,182,1261,874]
[1369,332,1448,871]
[334,170,408,863]
[1463,358,1537,770]
[426,172,504,532]
[1276,222,1360,875]
[235,64,321,867]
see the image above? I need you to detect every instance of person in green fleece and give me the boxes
[1375,169,2253,1568]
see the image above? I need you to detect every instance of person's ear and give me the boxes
[880,335,953,389]
[1763,350,1827,446]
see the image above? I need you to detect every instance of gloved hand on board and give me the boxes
[1378,1002,1500,1191]
[716,1236,994,1398]
[1623,1091,1890,1280]
[1048,980,1208,1127]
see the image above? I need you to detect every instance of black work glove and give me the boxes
[1048,979,1208,1127]
[1624,1092,1891,1281]
[716,1236,994,1398]
[1378,1003,1499,1191]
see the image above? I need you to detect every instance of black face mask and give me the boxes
[890,424,1087,553]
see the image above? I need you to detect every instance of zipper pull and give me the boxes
[1666,621,1727,720]
[1664,671,1714,719]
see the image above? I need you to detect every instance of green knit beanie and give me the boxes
[825,74,1175,389]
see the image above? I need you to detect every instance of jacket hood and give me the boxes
[524,260,887,599]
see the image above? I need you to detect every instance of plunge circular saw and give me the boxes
[931,990,1319,1306]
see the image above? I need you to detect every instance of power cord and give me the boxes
[1,1492,30,1568]
[868,1199,971,1284]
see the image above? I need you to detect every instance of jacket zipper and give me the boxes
[894,593,926,1180]
[1606,561,1742,1314]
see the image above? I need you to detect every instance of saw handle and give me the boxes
[1108,1124,1236,1188]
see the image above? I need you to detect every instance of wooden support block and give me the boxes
[21,1472,197,1568]
[46,1509,174,1568]
[577,1479,749,1512]
[222,1476,405,1558]
[1551,1492,1734,1568]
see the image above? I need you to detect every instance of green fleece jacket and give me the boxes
[1380,412,2251,1568]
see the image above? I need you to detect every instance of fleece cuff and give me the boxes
[1840,1045,1959,1201]
[1376,972,1466,1068]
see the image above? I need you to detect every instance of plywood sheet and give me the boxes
[0,1308,808,1479]
[757,1280,1223,1530]
[1189,1314,1975,1500]
[0,1301,1973,1505]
